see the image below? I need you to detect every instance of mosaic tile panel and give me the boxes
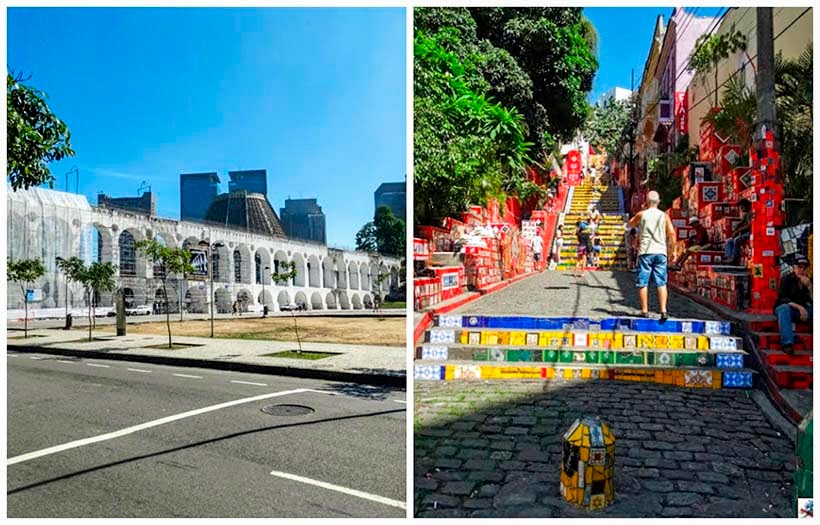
[414,365,444,380]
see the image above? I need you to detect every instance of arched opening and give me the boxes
[119,231,138,276]
[294,291,308,310]
[236,289,253,312]
[258,289,273,308]
[310,292,324,310]
[379,263,389,292]
[360,264,370,290]
[213,242,230,283]
[277,290,290,309]
[123,287,135,307]
[79,225,105,265]
[256,249,272,285]
[322,258,335,289]
[272,250,290,285]
[391,267,399,288]
[348,262,360,290]
[184,286,207,313]
[307,255,321,288]
[352,293,363,310]
[215,288,232,314]
[151,234,168,278]
[233,250,243,283]
[363,294,373,309]
[325,291,337,309]
[336,259,348,289]
[255,252,263,284]
[292,254,306,287]
[339,291,350,310]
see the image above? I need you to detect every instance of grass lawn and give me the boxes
[381,301,406,309]
[262,350,339,360]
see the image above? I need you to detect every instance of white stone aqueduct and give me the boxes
[7,188,402,313]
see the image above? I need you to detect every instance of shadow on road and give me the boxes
[8,408,405,496]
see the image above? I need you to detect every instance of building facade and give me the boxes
[374,181,406,221]
[228,169,268,196]
[98,191,156,216]
[180,172,220,222]
[7,187,401,317]
[280,198,327,244]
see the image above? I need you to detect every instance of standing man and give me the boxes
[531,231,544,271]
[774,255,812,354]
[627,190,676,321]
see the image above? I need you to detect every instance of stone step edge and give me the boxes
[427,327,740,338]
[414,361,756,373]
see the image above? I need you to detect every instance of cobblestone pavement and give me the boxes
[414,381,795,518]
[457,270,720,320]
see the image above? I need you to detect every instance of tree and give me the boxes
[7,73,75,191]
[355,223,378,252]
[137,239,194,349]
[83,262,118,342]
[688,25,747,107]
[271,261,304,354]
[56,255,86,327]
[8,257,45,338]
[583,95,637,162]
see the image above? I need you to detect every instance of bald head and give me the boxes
[646,191,660,207]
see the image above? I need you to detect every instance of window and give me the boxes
[234,250,242,283]
[255,253,262,284]
[212,251,220,281]
[119,231,136,276]
[659,99,673,122]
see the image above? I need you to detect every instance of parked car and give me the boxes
[125,305,152,316]
[280,303,306,312]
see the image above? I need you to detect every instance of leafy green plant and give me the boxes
[137,239,194,349]
[270,261,304,354]
[8,257,45,338]
[7,73,75,191]
[83,262,118,341]
[688,25,747,107]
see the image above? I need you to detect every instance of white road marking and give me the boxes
[8,388,310,465]
[230,380,268,387]
[8,354,19,358]
[393,400,407,404]
[57,360,75,364]
[29,356,44,360]
[86,363,110,368]
[269,470,406,509]
[172,373,202,379]
[127,368,152,373]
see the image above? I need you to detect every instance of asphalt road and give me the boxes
[7,352,406,518]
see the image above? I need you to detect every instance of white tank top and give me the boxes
[638,207,668,256]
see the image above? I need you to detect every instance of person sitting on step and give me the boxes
[670,216,712,271]
[775,255,812,355]
[724,199,752,265]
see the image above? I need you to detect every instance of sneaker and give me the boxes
[782,343,795,355]
[659,312,669,323]
[640,311,650,318]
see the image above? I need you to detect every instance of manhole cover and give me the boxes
[261,404,315,416]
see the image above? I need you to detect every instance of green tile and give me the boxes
[471,348,490,361]
[585,350,599,363]
[559,350,574,363]
[508,350,535,362]
[544,350,559,363]
[599,351,614,364]
[615,351,645,365]
[679,352,713,367]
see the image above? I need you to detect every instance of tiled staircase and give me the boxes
[557,181,628,271]
[747,318,813,391]
[414,314,755,389]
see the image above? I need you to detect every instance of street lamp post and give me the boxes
[262,265,270,317]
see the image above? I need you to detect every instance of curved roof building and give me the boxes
[203,190,287,238]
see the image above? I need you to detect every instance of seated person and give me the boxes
[724,199,752,265]
[671,216,712,270]
[774,255,812,354]
[588,205,602,232]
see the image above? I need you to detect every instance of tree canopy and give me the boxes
[7,73,75,191]
[356,206,405,256]
[582,95,638,163]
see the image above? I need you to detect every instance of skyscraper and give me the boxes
[228,169,268,195]
[180,172,220,222]
[374,181,406,221]
[280,198,326,244]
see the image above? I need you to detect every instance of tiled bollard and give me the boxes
[560,416,615,509]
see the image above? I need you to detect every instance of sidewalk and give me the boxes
[7,328,405,387]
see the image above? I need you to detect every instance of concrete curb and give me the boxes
[9,344,406,388]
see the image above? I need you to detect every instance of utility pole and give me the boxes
[755,7,778,162]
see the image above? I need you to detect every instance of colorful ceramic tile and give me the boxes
[585,351,599,363]
[438,315,462,328]
[559,350,574,363]
[421,346,448,360]
[574,332,588,347]
[680,321,693,333]
[723,370,753,388]
[466,316,482,327]
[414,365,443,380]
[490,348,505,362]
[684,336,697,350]
[454,365,481,379]
[638,334,654,348]
[668,335,684,349]
[526,333,539,346]
[684,370,713,387]
[624,335,637,348]
[508,350,535,362]
[468,332,481,345]
[716,353,744,368]
[429,330,455,344]
[544,350,559,363]
[510,331,527,346]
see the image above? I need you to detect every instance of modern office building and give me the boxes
[180,172,220,221]
[279,198,327,244]
[98,191,156,216]
[374,180,406,221]
[228,169,268,196]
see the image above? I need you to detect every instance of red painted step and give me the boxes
[755,331,813,351]
[761,348,813,368]
[768,364,813,390]
[747,319,812,333]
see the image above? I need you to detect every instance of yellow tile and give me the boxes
[564,368,574,379]
[585,466,593,484]
[460,331,469,344]
[580,447,589,462]
[510,331,526,346]
[444,365,455,380]
[655,335,669,349]
[481,366,500,379]
[538,332,549,347]
[545,368,556,379]
[698,336,709,350]
[669,335,684,349]
[639,334,653,348]
[581,368,591,379]
[712,371,722,388]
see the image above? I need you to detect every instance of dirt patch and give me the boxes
[100,316,405,347]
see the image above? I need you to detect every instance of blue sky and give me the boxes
[584,7,725,102]
[8,7,406,249]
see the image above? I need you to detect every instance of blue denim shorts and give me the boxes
[637,253,668,288]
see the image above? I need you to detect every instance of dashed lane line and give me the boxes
[230,380,268,387]
[7,388,311,466]
[57,360,75,364]
[127,368,152,374]
[269,470,406,510]
[29,356,44,360]
[86,363,110,368]
[393,400,407,404]
[172,373,203,379]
